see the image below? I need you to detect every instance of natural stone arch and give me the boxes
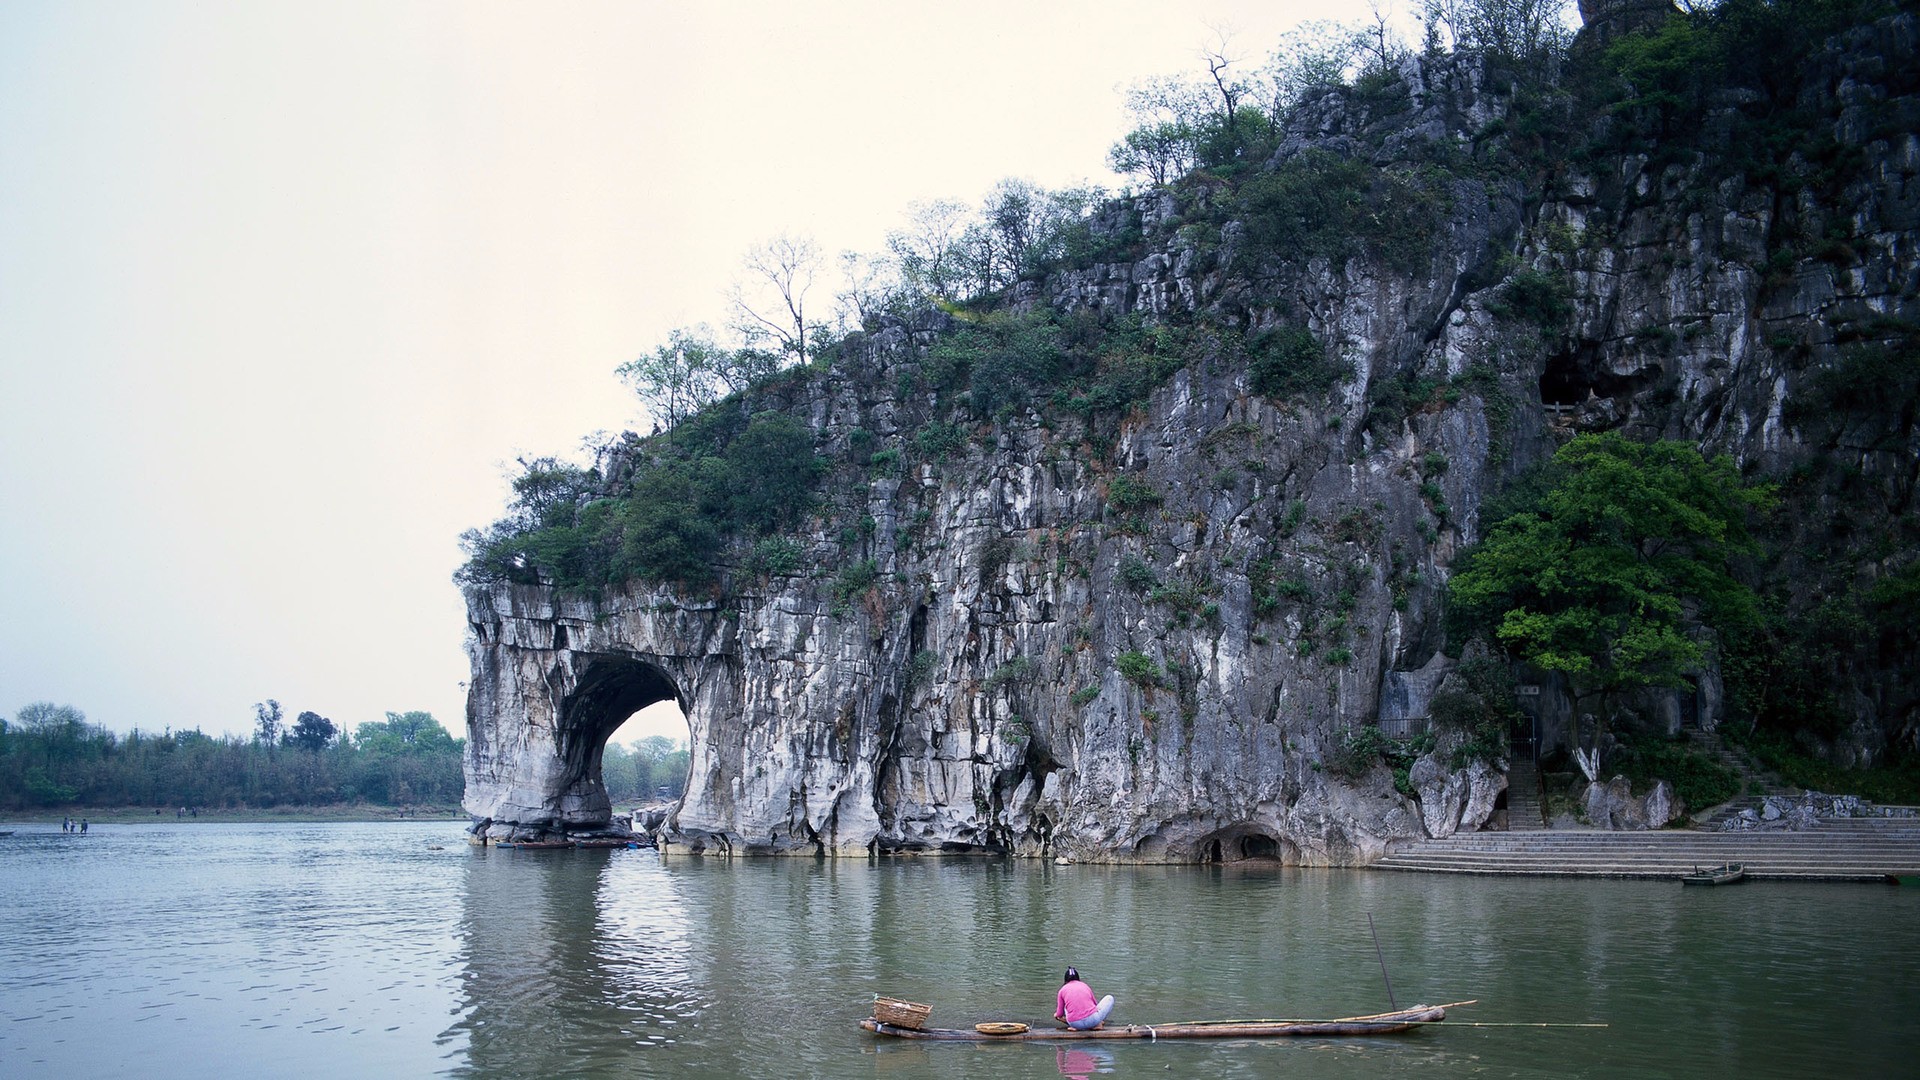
[462,583,724,843]
[554,657,685,825]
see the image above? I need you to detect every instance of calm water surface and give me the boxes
[1,821,1914,1078]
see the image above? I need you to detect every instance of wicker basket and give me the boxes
[975,1021,1029,1035]
[873,996,933,1029]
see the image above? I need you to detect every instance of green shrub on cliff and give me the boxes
[1247,325,1341,399]
[1233,151,1450,276]
[461,411,820,591]
[1116,651,1164,689]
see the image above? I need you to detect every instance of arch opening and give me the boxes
[603,701,691,812]
[557,658,690,824]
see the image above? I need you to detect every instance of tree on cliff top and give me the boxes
[727,233,822,369]
[1448,432,1773,703]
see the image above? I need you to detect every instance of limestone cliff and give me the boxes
[462,6,1919,857]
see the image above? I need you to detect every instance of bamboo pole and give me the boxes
[1166,998,1480,1027]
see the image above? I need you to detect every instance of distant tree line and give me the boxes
[600,736,691,806]
[0,702,466,810]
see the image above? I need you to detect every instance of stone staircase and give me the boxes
[1697,795,1767,830]
[1506,757,1545,830]
[1685,727,1788,794]
[1375,817,1920,881]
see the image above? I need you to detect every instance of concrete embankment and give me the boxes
[1375,818,1920,881]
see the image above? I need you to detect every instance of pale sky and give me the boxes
[1,1,1421,745]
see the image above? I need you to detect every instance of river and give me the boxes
[1,820,1913,1078]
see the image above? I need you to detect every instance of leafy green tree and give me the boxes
[955,180,1103,294]
[354,711,456,754]
[349,712,463,805]
[288,711,338,751]
[885,199,971,304]
[503,457,596,530]
[1448,433,1773,705]
[610,461,723,585]
[1109,70,1213,186]
[926,311,1066,418]
[16,701,89,742]
[617,326,737,428]
[633,735,690,798]
[1109,119,1198,187]
[1108,21,1365,188]
[6,703,95,805]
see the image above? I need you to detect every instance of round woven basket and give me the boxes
[974,1022,1030,1035]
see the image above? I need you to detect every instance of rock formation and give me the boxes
[463,8,1920,857]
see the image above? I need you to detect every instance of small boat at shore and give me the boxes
[862,1002,1461,1041]
[1681,863,1745,886]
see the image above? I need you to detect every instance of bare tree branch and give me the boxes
[728,233,821,366]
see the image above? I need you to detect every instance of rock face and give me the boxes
[1412,750,1508,840]
[1582,776,1680,830]
[463,13,1920,856]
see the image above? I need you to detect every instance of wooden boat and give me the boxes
[1681,863,1745,886]
[862,1003,1455,1041]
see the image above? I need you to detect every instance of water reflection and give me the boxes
[444,848,701,1077]
[15,826,1903,1080]
[1054,1046,1113,1078]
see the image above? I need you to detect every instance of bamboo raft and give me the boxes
[862,1002,1465,1041]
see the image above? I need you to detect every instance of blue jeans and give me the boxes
[1066,994,1115,1030]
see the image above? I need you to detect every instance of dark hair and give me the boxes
[1064,967,1081,983]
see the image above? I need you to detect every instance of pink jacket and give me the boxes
[1056,979,1098,1022]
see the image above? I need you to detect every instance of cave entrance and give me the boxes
[1539,349,1592,408]
[1541,347,1663,411]
[1200,828,1288,864]
[558,658,691,819]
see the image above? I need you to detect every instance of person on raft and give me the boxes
[1054,967,1115,1030]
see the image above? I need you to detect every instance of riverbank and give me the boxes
[1377,818,1920,881]
[5,804,464,825]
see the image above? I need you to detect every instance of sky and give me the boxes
[0,0,1433,746]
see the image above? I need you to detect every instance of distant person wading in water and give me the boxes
[1054,967,1114,1030]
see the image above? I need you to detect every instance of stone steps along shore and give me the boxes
[1394,833,1920,846]
[1377,862,1917,876]
[1377,820,1920,880]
